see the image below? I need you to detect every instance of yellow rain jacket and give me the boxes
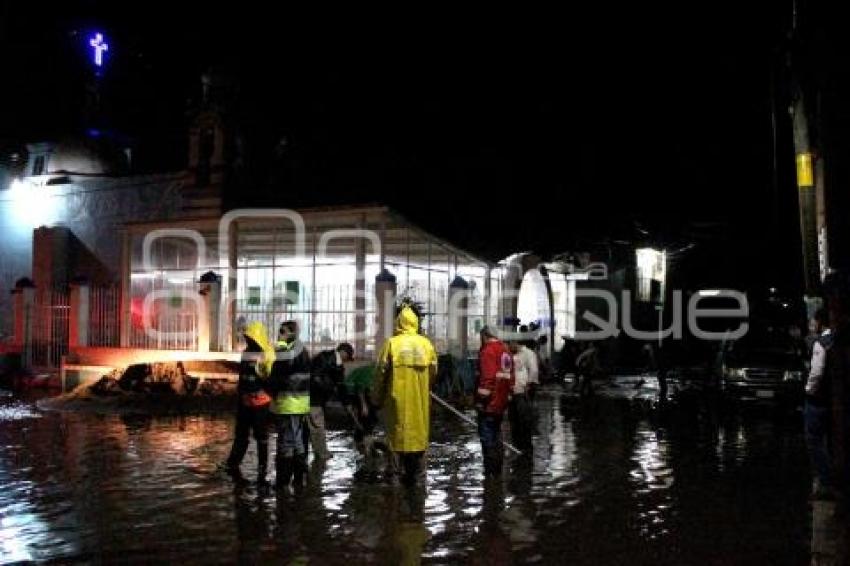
[242,321,276,379]
[374,306,438,453]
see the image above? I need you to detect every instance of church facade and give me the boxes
[0,35,584,372]
[0,94,510,368]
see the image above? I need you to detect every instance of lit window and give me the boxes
[636,248,666,303]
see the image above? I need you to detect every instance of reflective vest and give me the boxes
[270,340,311,415]
[271,386,310,414]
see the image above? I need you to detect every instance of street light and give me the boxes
[636,247,667,346]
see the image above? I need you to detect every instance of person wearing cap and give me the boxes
[269,320,312,490]
[372,302,438,486]
[476,326,515,477]
[306,342,355,460]
[277,320,299,351]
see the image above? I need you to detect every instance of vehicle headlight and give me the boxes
[784,370,804,382]
[725,368,747,379]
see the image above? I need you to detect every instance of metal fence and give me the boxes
[89,286,121,347]
[13,282,204,372]
[26,289,70,370]
[129,284,200,350]
[235,283,376,354]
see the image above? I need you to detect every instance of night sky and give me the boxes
[2,1,846,293]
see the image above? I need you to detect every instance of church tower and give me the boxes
[184,72,231,217]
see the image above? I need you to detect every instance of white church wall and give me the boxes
[0,173,186,337]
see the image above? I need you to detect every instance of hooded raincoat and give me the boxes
[374,306,438,453]
[241,321,276,384]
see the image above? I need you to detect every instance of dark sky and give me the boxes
[2,1,836,292]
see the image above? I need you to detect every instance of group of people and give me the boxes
[222,320,353,489]
[221,301,547,489]
[475,326,540,475]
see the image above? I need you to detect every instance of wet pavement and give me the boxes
[0,385,812,565]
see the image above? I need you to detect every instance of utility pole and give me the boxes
[790,80,819,292]
[787,0,827,298]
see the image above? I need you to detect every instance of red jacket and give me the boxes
[477,339,514,414]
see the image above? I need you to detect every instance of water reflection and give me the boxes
[630,424,674,541]
[0,400,39,422]
[0,389,813,564]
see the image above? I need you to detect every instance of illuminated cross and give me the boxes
[89,33,109,67]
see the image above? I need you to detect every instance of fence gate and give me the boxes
[26,289,70,370]
[89,286,121,347]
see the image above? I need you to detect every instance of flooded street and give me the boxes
[1,387,811,564]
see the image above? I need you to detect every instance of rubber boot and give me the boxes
[276,456,293,490]
[400,453,422,487]
[224,434,248,477]
[293,453,308,492]
[483,447,503,478]
[222,463,246,484]
[256,440,269,487]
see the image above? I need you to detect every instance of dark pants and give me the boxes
[478,412,504,477]
[509,394,534,452]
[574,371,594,396]
[226,405,270,478]
[806,400,832,487]
[275,414,308,488]
[389,451,425,486]
[276,414,307,458]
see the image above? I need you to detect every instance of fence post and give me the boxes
[226,221,238,352]
[375,269,397,354]
[198,271,222,353]
[448,275,469,358]
[354,216,367,359]
[11,278,35,367]
[69,280,90,348]
[119,229,131,347]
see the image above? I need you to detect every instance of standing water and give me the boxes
[1,388,811,564]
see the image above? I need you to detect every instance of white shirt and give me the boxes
[806,329,831,396]
[512,345,539,394]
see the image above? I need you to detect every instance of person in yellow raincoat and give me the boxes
[372,303,438,486]
[223,320,276,485]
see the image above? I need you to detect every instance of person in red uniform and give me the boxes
[476,326,515,477]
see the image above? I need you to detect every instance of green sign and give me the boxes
[273,281,300,307]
